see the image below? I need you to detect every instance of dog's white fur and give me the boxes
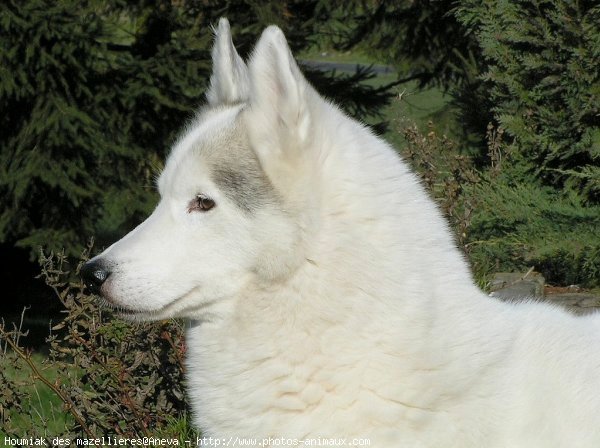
[89,19,600,447]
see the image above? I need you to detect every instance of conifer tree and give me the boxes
[455,0,600,203]
[0,0,394,259]
[338,0,600,285]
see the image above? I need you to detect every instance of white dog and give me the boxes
[82,19,600,447]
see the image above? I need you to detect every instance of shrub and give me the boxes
[0,243,192,439]
[345,1,599,203]
[400,120,479,251]
[399,119,600,288]
[466,164,600,287]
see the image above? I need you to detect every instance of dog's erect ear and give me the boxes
[246,26,312,154]
[206,18,249,105]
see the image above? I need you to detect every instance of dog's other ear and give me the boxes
[206,18,249,105]
[246,26,312,156]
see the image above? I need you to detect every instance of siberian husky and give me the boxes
[82,18,600,447]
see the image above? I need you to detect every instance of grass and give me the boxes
[301,41,458,149]
[299,46,381,65]
[1,346,198,440]
[1,318,197,440]
[301,37,459,146]
[359,72,457,152]
[0,352,76,437]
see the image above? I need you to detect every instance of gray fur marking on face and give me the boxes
[212,165,276,213]
[206,112,279,213]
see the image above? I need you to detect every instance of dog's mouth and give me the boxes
[96,296,157,319]
[94,284,205,321]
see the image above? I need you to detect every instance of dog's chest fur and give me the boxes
[183,279,494,445]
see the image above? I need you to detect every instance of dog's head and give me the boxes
[81,19,320,321]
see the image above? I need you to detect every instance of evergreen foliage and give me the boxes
[0,0,210,257]
[332,0,494,156]
[339,0,481,90]
[344,1,600,201]
[464,138,600,287]
[467,175,600,287]
[2,0,597,288]
[450,0,600,284]
[400,122,600,287]
[340,0,600,285]
[0,0,394,259]
[455,0,600,203]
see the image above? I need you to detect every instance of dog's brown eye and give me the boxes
[188,195,216,212]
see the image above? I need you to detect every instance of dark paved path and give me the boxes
[299,59,395,74]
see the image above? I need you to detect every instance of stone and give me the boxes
[547,293,600,315]
[489,272,545,300]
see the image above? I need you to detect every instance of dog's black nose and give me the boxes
[81,259,111,295]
